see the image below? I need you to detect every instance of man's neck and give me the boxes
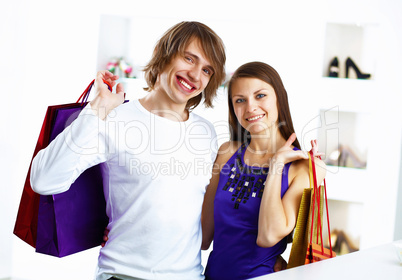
[139,92,189,122]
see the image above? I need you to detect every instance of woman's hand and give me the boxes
[270,133,308,172]
[90,70,125,120]
[310,139,324,158]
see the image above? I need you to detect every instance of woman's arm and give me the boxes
[257,134,326,247]
[201,160,220,250]
[201,141,241,250]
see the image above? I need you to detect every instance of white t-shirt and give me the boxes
[31,99,218,280]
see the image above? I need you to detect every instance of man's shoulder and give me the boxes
[108,100,140,119]
[189,112,216,132]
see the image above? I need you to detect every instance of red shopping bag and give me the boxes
[13,80,113,257]
[13,106,53,247]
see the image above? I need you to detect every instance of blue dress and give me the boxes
[205,143,295,280]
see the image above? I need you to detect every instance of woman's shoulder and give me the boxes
[218,140,242,152]
[290,156,327,184]
[215,141,243,165]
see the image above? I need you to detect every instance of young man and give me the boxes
[31,21,226,280]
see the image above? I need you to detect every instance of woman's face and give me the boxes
[231,77,279,136]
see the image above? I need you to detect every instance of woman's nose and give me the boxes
[246,100,257,112]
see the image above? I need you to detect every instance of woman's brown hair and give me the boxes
[143,21,226,110]
[227,61,301,149]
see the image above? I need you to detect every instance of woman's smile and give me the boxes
[246,114,266,122]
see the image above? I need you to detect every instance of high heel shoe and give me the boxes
[328,57,339,77]
[330,229,358,255]
[345,57,371,79]
[326,145,367,168]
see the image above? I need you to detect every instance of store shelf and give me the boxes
[322,22,378,80]
[325,166,367,204]
[317,77,376,114]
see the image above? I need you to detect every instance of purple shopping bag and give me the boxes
[14,79,116,257]
[35,103,109,257]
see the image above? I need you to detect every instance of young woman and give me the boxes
[201,61,326,279]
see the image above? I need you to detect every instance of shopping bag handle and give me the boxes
[308,151,334,256]
[308,152,322,246]
[76,79,113,105]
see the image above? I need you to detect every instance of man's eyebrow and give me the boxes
[184,51,198,59]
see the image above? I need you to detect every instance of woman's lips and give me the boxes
[246,114,265,122]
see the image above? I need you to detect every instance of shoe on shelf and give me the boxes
[328,57,339,77]
[345,57,371,79]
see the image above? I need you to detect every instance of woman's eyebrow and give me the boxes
[232,93,245,98]
[254,89,266,94]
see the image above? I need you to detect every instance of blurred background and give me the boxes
[1,0,401,279]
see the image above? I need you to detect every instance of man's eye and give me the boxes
[203,68,211,75]
[185,57,193,63]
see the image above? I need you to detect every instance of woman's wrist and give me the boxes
[269,156,285,175]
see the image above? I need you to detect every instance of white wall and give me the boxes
[1,1,28,278]
[1,0,402,279]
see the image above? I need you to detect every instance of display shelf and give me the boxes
[322,22,378,80]
[325,166,367,204]
[326,199,362,255]
[318,21,377,250]
[315,76,377,117]
[317,109,369,170]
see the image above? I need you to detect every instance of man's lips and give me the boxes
[177,76,196,92]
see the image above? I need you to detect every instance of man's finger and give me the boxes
[116,83,125,95]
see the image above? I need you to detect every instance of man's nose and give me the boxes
[188,66,202,82]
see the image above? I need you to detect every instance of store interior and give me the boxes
[1,0,401,279]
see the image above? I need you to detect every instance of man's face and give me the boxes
[157,39,215,106]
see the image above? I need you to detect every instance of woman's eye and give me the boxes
[235,98,245,103]
[256,93,266,99]
[203,68,211,75]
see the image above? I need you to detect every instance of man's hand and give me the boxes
[90,70,125,120]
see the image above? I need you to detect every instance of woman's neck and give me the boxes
[247,129,287,156]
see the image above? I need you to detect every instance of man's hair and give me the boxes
[143,21,226,110]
